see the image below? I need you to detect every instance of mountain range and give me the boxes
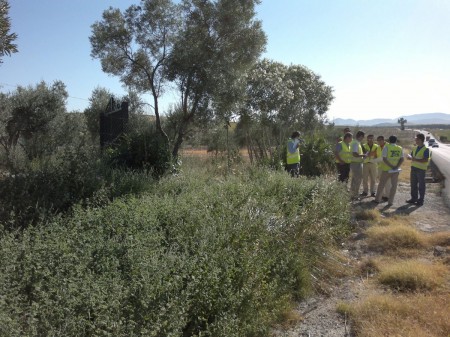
[333,113,450,126]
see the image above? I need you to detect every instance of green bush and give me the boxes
[0,146,154,230]
[0,169,350,336]
[105,124,172,177]
[299,134,335,177]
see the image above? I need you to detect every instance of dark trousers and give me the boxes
[337,163,350,183]
[286,162,300,177]
[410,166,426,202]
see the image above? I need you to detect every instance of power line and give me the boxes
[0,82,89,101]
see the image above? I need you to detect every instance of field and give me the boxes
[429,128,450,143]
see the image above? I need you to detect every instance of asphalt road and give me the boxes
[417,130,450,202]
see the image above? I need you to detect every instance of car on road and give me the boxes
[428,138,436,146]
[432,143,439,148]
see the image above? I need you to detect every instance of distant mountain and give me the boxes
[333,112,450,126]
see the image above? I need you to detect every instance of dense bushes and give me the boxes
[0,146,155,230]
[0,169,350,336]
[105,124,172,177]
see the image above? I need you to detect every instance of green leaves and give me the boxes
[0,0,18,64]
[0,168,350,336]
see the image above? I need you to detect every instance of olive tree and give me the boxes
[90,0,266,158]
[0,81,68,167]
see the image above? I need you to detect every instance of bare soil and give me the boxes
[272,180,450,337]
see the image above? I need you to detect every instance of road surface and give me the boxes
[417,130,450,204]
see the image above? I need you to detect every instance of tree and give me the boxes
[0,0,18,64]
[0,81,68,168]
[91,0,266,158]
[90,0,180,144]
[398,117,407,130]
[236,59,334,165]
[166,0,266,157]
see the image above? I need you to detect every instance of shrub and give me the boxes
[0,168,350,336]
[299,134,335,177]
[0,146,155,230]
[105,124,172,177]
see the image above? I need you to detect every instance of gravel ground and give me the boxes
[273,180,450,337]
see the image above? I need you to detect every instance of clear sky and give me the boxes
[1,0,449,121]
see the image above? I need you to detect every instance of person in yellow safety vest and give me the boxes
[286,131,302,177]
[335,132,353,183]
[406,133,430,206]
[374,135,404,206]
[350,130,367,199]
[361,134,379,197]
[374,135,391,202]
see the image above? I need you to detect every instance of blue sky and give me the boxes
[1,0,449,121]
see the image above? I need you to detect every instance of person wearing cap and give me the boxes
[286,131,301,177]
[406,133,430,206]
[350,130,367,199]
[374,135,404,206]
[335,132,353,183]
[361,134,378,197]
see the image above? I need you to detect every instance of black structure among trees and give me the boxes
[100,98,128,148]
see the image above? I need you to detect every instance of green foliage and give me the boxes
[0,0,18,63]
[0,169,350,336]
[299,134,336,177]
[105,123,172,177]
[0,146,154,230]
[0,80,68,167]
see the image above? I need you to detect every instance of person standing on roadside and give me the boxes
[374,136,391,201]
[406,133,430,206]
[374,135,404,206]
[350,130,367,199]
[286,131,301,177]
[361,134,378,197]
[335,132,353,183]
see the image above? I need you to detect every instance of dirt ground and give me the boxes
[272,180,450,337]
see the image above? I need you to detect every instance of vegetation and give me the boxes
[0,168,351,336]
[90,0,266,158]
[349,294,450,337]
[397,117,407,130]
[0,0,17,64]
[365,224,427,253]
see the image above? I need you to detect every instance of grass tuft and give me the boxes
[350,293,450,337]
[377,260,447,292]
[359,258,380,276]
[355,209,380,222]
[427,231,450,247]
[366,223,426,253]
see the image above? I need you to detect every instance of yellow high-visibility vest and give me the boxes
[379,143,403,172]
[287,139,300,164]
[411,145,430,171]
[336,141,352,164]
[362,143,379,163]
[350,140,363,163]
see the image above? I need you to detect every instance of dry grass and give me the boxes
[349,293,450,337]
[355,209,381,222]
[377,259,447,292]
[366,223,427,253]
[377,214,410,227]
[427,231,450,247]
[358,258,381,276]
[398,160,411,183]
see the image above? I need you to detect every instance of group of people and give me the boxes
[286,129,431,207]
[334,128,430,206]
